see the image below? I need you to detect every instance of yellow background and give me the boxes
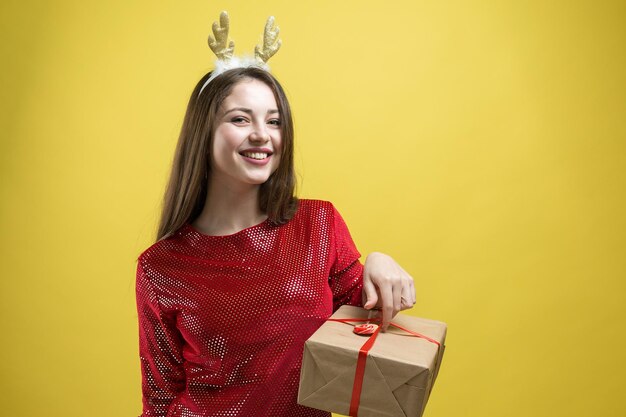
[1,1,624,416]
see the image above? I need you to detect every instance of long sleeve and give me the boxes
[328,204,364,311]
[135,259,186,417]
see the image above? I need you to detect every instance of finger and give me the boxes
[400,282,413,310]
[401,272,416,309]
[379,280,394,332]
[392,280,402,318]
[398,266,416,305]
[362,277,378,310]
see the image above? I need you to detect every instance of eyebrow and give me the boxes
[223,107,280,116]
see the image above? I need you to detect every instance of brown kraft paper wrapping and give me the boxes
[298,305,446,417]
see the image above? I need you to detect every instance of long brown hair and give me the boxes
[155,67,298,242]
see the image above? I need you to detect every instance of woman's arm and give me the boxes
[362,252,416,331]
[327,202,416,330]
[136,260,186,416]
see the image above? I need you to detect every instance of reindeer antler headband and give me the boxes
[197,11,282,97]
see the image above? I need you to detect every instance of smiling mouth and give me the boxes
[240,152,270,160]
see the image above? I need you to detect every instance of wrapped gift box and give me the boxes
[298,305,446,417]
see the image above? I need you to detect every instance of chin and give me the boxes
[245,176,271,185]
[249,169,278,185]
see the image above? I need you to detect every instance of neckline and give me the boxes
[183,217,271,238]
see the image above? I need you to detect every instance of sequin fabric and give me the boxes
[136,199,364,417]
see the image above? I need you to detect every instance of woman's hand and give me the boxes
[362,252,416,332]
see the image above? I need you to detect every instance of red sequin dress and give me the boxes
[135,199,364,417]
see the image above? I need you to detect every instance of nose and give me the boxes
[249,123,270,143]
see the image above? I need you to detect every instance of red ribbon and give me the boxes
[326,316,441,417]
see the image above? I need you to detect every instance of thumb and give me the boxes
[362,277,378,310]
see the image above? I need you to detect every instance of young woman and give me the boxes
[135,13,415,417]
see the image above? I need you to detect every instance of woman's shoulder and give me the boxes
[296,198,336,213]
[135,226,188,268]
[291,198,339,228]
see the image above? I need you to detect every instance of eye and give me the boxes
[268,119,281,126]
[231,116,248,124]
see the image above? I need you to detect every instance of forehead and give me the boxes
[222,78,278,109]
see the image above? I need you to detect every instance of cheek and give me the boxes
[212,129,238,158]
[274,135,283,155]
[272,137,284,170]
[210,141,233,172]
[210,140,221,165]
[211,139,225,157]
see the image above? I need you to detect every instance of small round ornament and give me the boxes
[353,323,379,336]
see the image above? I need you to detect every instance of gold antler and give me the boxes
[255,16,282,63]
[208,11,235,60]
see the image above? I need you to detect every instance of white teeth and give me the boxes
[242,152,269,160]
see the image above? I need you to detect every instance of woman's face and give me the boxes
[210,78,282,189]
